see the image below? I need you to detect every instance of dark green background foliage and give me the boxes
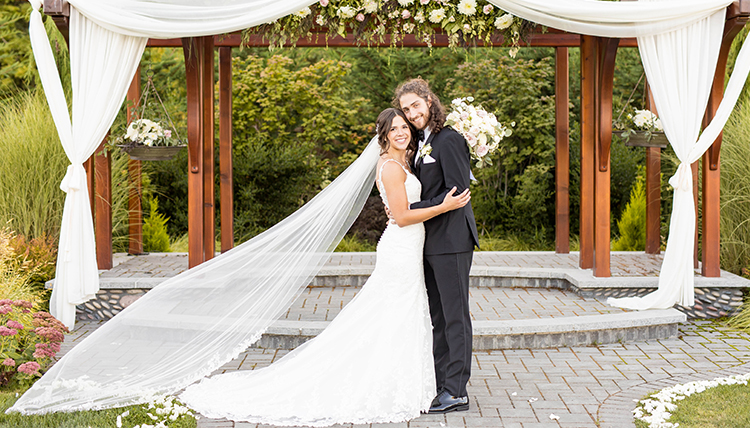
[144,45,651,246]
[445,51,556,240]
[0,2,660,250]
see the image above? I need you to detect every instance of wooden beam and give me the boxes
[126,68,143,255]
[146,32,639,49]
[43,0,69,41]
[579,35,597,269]
[593,37,618,277]
[95,136,112,270]
[645,85,661,254]
[202,37,215,261]
[555,47,570,254]
[219,47,234,253]
[183,37,205,268]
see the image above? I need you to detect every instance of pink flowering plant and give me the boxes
[244,0,533,52]
[0,299,68,387]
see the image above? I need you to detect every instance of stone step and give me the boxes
[117,307,686,351]
[259,309,686,350]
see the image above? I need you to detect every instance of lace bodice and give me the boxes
[376,158,422,210]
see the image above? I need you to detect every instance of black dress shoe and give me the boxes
[428,390,469,413]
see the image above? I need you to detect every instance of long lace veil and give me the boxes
[9,137,381,414]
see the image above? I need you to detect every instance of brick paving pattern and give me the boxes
[57,319,750,428]
[195,321,750,428]
[282,287,627,322]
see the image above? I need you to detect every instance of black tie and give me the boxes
[417,129,425,143]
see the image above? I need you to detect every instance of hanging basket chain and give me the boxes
[128,71,184,145]
[615,71,645,125]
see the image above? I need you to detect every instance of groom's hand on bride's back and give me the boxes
[384,205,396,225]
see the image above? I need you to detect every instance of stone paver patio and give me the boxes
[50,252,750,427]
[59,319,750,428]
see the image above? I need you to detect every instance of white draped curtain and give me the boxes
[14,0,750,415]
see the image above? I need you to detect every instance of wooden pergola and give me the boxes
[44,0,750,277]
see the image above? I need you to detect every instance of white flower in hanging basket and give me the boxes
[123,119,180,147]
[615,108,666,146]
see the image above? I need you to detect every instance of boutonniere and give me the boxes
[418,143,432,160]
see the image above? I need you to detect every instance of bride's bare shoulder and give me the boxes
[377,158,407,182]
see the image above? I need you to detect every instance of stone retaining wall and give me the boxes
[77,285,746,322]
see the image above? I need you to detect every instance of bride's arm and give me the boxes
[380,162,470,228]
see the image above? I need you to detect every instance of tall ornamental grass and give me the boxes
[0,90,68,240]
[720,100,750,275]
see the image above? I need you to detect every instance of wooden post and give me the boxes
[127,68,143,255]
[183,37,205,268]
[644,85,661,255]
[84,156,94,216]
[219,47,234,253]
[555,47,570,254]
[95,136,112,269]
[700,18,746,277]
[692,161,699,269]
[593,38,618,278]
[202,37,215,261]
[579,35,597,269]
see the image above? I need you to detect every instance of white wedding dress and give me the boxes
[180,159,436,427]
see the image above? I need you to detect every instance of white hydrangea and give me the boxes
[397,0,414,5]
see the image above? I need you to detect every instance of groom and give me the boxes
[394,78,479,413]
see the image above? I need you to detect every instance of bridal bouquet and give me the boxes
[122,119,178,147]
[445,97,513,168]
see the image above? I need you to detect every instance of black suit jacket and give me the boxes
[410,127,480,255]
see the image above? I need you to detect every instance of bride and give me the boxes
[179,108,470,426]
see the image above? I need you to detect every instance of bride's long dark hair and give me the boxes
[376,108,418,161]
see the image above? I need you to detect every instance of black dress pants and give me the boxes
[424,251,473,397]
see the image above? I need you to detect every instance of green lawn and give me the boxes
[0,387,197,428]
[634,382,750,428]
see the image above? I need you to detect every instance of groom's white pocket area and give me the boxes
[423,154,436,164]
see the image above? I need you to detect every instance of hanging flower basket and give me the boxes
[622,131,669,148]
[115,75,185,161]
[117,144,186,161]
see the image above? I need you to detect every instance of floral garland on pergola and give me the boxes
[244,0,535,54]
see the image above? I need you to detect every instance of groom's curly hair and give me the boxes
[392,78,447,134]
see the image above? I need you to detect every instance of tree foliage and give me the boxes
[445,53,556,239]
[611,171,646,251]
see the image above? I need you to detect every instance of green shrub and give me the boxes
[142,197,171,253]
[6,233,56,306]
[611,171,646,251]
[334,233,376,252]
